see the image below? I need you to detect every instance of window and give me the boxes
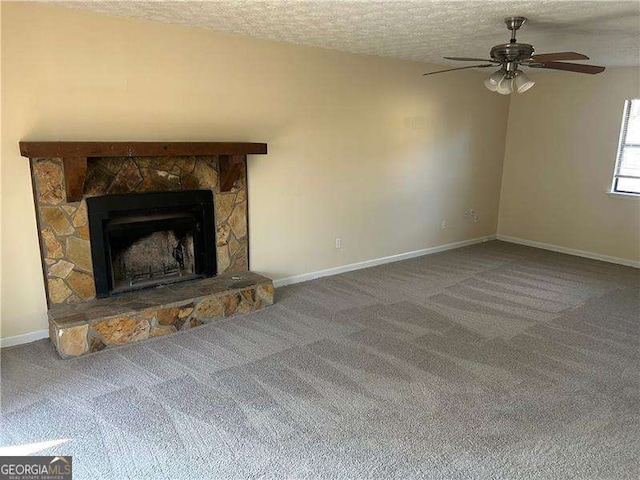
[612,99,640,195]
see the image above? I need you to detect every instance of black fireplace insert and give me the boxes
[86,190,216,297]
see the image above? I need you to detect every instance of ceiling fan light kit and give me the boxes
[424,16,605,95]
[486,70,536,95]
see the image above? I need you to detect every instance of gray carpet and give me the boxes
[1,240,639,479]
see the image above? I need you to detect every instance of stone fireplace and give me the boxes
[21,142,273,358]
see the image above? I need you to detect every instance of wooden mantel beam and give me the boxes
[19,141,267,158]
[20,141,268,200]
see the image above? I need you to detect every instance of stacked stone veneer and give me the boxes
[30,155,249,306]
[50,273,274,358]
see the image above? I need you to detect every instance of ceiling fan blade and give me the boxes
[531,52,590,62]
[423,64,494,76]
[444,56,498,62]
[530,61,605,74]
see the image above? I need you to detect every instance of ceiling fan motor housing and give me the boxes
[490,43,535,63]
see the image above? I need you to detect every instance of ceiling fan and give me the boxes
[424,16,606,95]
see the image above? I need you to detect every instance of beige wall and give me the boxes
[498,67,640,262]
[0,3,510,339]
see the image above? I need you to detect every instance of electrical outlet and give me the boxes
[335,237,342,249]
[469,209,475,216]
[464,211,469,219]
[440,220,446,230]
[474,214,480,223]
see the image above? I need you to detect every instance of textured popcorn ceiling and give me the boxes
[60,1,640,67]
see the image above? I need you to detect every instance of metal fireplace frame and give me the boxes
[86,190,216,298]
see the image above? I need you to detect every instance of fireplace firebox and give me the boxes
[87,190,216,297]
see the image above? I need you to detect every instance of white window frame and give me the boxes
[611,99,640,196]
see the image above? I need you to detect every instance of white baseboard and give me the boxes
[0,234,498,348]
[496,234,640,269]
[3,233,633,348]
[273,234,497,288]
[0,329,49,348]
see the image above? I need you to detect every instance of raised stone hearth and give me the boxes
[49,271,274,358]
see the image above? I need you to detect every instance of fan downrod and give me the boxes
[506,16,526,43]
